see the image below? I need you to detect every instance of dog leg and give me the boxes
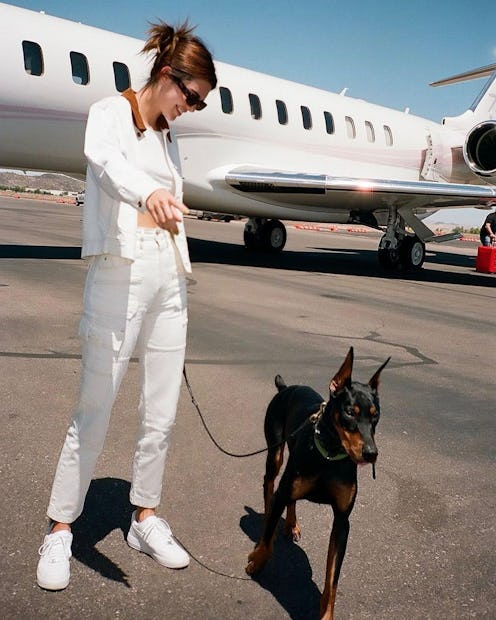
[246,476,290,575]
[284,501,301,541]
[263,445,284,515]
[320,512,350,620]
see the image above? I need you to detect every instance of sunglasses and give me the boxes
[169,68,207,111]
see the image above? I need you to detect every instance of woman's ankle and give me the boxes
[136,507,156,522]
[50,521,71,534]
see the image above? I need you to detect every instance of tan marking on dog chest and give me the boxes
[291,476,317,500]
[329,481,357,512]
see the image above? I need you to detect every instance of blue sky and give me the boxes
[7,0,496,227]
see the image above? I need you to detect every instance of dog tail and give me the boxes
[274,374,287,392]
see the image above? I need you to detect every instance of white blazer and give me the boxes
[81,89,191,273]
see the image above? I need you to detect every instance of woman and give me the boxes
[37,21,217,590]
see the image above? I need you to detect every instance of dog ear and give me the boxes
[330,347,354,394]
[368,356,391,391]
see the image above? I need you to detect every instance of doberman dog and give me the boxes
[246,347,390,620]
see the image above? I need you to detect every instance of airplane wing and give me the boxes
[224,168,496,250]
[225,169,496,211]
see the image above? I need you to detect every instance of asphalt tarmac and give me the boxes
[1,196,494,619]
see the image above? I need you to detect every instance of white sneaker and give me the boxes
[36,530,72,590]
[127,511,189,569]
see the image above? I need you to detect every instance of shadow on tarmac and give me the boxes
[0,245,81,259]
[188,237,495,287]
[63,479,324,616]
[240,506,321,620]
[1,238,493,288]
[71,477,134,588]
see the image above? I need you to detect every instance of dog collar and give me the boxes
[311,403,349,462]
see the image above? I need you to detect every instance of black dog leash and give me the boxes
[182,365,314,458]
[183,366,377,479]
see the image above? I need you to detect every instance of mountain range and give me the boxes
[0,171,84,193]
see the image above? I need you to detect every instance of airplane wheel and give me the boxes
[244,229,257,250]
[261,220,286,252]
[401,236,425,270]
[378,246,401,270]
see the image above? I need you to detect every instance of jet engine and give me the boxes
[463,120,496,180]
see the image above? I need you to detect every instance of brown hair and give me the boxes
[141,21,217,90]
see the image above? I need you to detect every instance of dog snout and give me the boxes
[362,444,378,462]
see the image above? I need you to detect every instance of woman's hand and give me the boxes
[146,188,189,234]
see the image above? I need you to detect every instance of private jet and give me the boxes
[1,2,496,270]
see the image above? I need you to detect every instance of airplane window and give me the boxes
[113,62,130,92]
[345,116,356,139]
[22,41,43,76]
[70,51,89,85]
[301,106,312,130]
[276,100,288,125]
[324,111,335,134]
[383,125,393,146]
[220,87,233,114]
[365,121,375,143]
[249,93,262,120]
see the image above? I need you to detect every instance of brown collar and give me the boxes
[121,88,170,139]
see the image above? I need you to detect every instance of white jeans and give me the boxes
[47,228,188,523]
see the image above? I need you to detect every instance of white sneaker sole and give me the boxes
[127,532,189,569]
[36,574,70,591]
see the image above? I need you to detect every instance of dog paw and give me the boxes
[246,547,270,575]
[284,522,301,542]
[246,556,264,576]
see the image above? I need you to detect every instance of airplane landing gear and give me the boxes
[378,242,402,270]
[401,235,426,269]
[244,218,287,252]
[378,235,425,270]
[378,207,425,271]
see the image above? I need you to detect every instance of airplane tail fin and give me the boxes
[431,63,496,180]
[431,63,496,127]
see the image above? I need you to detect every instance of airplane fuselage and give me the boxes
[1,3,495,270]
[0,3,473,223]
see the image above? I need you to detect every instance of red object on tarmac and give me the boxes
[476,245,496,273]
